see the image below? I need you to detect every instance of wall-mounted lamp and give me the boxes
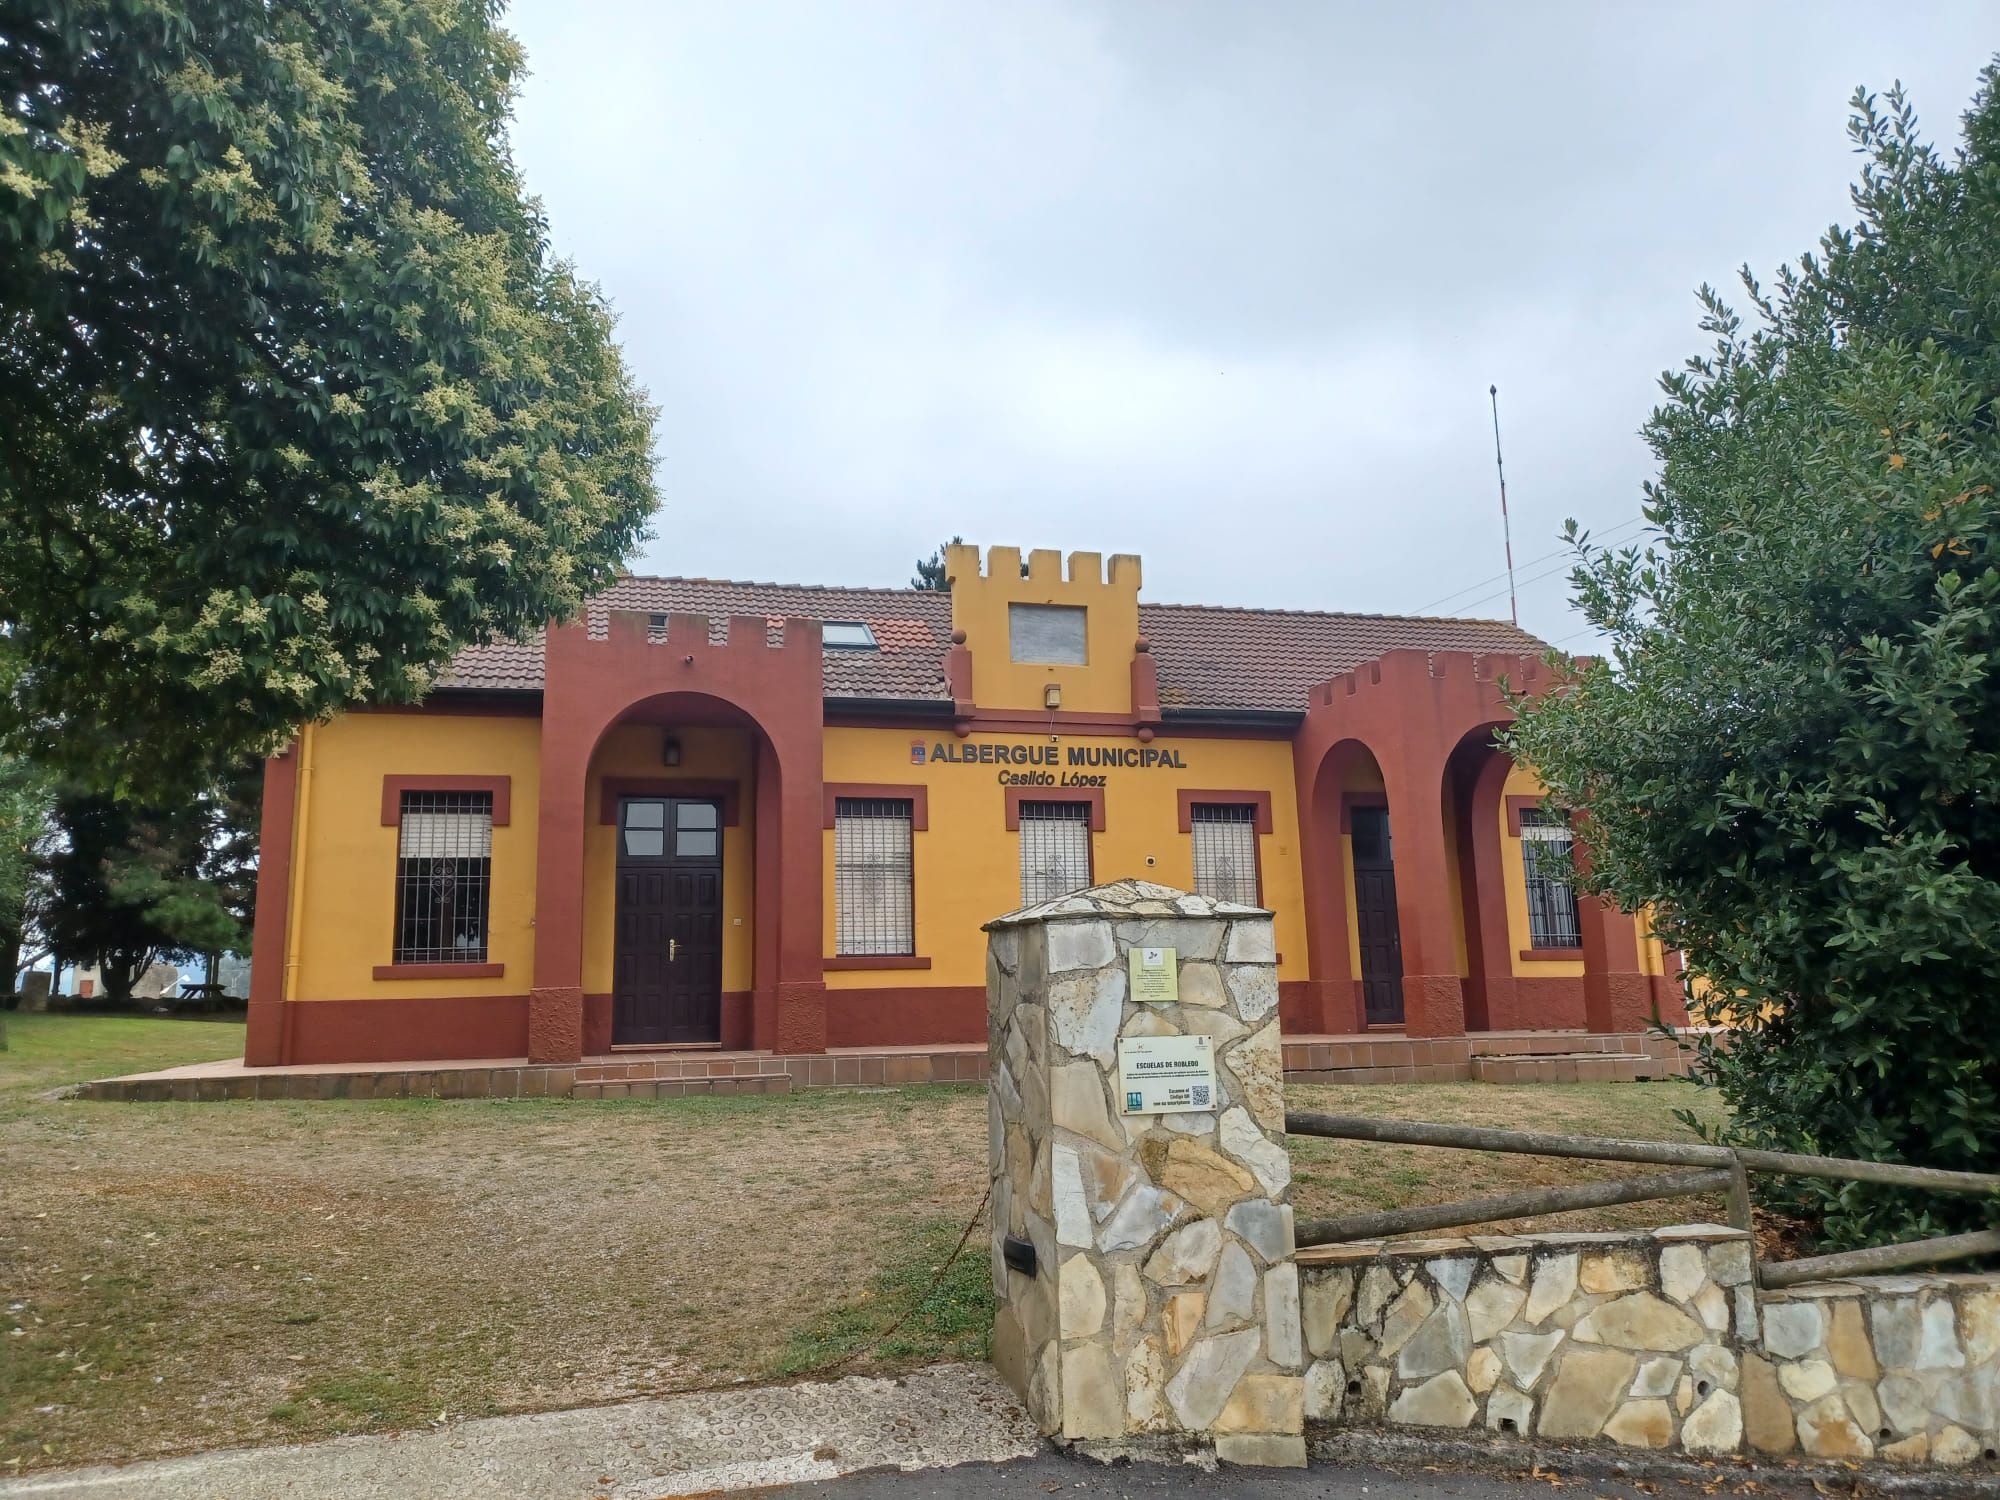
[1043,682,1062,711]
[663,734,682,767]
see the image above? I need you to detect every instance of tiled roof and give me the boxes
[437,575,1546,714]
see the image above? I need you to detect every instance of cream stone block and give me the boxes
[1580,1248,1648,1295]
[1378,1279,1437,1359]
[1062,1341,1122,1440]
[1060,1255,1107,1340]
[1427,1258,1475,1303]
[1631,1356,1680,1398]
[1226,1199,1290,1265]
[1467,1347,1502,1394]
[1160,1138,1256,1217]
[1216,1374,1304,1436]
[1915,1298,1965,1370]
[1224,921,1277,964]
[1224,963,1281,1020]
[1166,1328,1261,1430]
[1144,1218,1222,1286]
[1467,1278,1528,1342]
[1493,1254,1529,1286]
[1877,1372,1930,1436]
[1214,1433,1308,1468]
[1680,1388,1744,1455]
[1688,1342,1737,1393]
[1692,1281,1729,1333]
[1265,1264,1304,1368]
[1304,1358,1346,1421]
[1052,1146,1092,1248]
[1706,1239,1753,1287]
[1112,1262,1146,1346]
[1777,1358,1837,1403]
[1880,1433,1930,1463]
[1538,1347,1635,1439]
[1175,963,1228,1008]
[1524,1253,1579,1325]
[1165,1291,1205,1357]
[1224,1022,1286,1126]
[1357,1264,1397,1329]
[1604,1399,1674,1448]
[1096,1182,1183,1253]
[1125,1334,1167,1430]
[1051,1062,1126,1153]
[1932,1426,1982,1467]
[1302,1269,1355,1358]
[1205,1242,1257,1330]
[1047,967,1124,1067]
[1962,1287,2000,1364]
[1486,1384,1534,1434]
[1659,1243,1707,1304]
[1047,919,1114,973]
[1573,1292,1705,1353]
[1500,1329,1565,1390]
[1389,1371,1478,1428]
[1762,1301,1824,1361]
[1218,1107,1291,1197]
[1827,1300,1880,1380]
[1796,1392,1872,1459]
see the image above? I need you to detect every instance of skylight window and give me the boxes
[822,621,878,650]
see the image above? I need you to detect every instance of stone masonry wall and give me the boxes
[1299,1228,2000,1471]
[986,880,1306,1466]
[1749,1275,2000,1466]
[1301,1228,1755,1454]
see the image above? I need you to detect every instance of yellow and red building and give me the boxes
[245,544,1684,1068]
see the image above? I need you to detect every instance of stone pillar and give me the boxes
[985,879,1306,1467]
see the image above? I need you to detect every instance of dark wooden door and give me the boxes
[613,797,724,1045]
[1350,805,1405,1026]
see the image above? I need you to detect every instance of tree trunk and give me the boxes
[101,947,154,1007]
[0,929,20,1011]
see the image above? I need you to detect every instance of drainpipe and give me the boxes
[282,722,316,1006]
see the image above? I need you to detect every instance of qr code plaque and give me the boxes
[1190,1084,1211,1108]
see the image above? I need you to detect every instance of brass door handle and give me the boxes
[669,937,679,962]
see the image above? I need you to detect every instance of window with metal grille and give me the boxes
[1019,801,1092,906]
[1190,803,1260,905]
[393,791,493,963]
[834,798,915,956]
[1520,808,1582,949]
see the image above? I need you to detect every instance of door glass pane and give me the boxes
[674,829,719,856]
[624,800,665,828]
[676,801,718,830]
[623,827,664,857]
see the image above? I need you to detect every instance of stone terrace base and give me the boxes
[77,1045,993,1102]
[1284,1029,1693,1085]
[77,1028,1692,1102]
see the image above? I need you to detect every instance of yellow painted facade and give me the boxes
[944,543,1143,716]
[820,725,1307,990]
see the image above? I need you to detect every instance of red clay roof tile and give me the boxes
[437,575,1546,713]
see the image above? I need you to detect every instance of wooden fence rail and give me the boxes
[1284,1110,2000,1286]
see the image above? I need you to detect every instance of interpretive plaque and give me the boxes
[1116,1033,1215,1114]
[1128,945,1178,1003]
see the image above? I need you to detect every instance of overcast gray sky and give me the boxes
[504,2,1995,646]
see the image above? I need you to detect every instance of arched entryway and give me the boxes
[528,609,827,1063]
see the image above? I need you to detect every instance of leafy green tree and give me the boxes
[0,1,657,796]
[1506,67,2000,1252]
[41,778,254,1006]
[912,537,963,591]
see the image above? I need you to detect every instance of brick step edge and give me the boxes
[571,1073,793,1099]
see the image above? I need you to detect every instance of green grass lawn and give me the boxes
[0,1011,245,1102]
[0,1013,1722,1475]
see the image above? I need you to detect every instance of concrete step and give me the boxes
[571,1072,793,1100]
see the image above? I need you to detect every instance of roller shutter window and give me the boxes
[834,798,915,956]
[394,791,494,963]
[1189,803,1260,905]
[1019,801,1093,906]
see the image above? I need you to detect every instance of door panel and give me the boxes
[613,797,725,1045]
[1350,806,1405,1026]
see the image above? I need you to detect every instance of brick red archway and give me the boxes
[529,609,827,1063]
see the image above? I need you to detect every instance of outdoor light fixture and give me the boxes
[663,735,682,767]
[1044,682,1062,710]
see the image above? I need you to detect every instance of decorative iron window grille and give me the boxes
[1019,801,1093,906]
[1189,803,1260,905]
[393,791,493,964]
[1520,808,1582,949]
[834,798,915,956]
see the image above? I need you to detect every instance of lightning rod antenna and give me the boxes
[1488,383,1519,626]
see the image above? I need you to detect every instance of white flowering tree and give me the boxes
[0,2,657,794]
